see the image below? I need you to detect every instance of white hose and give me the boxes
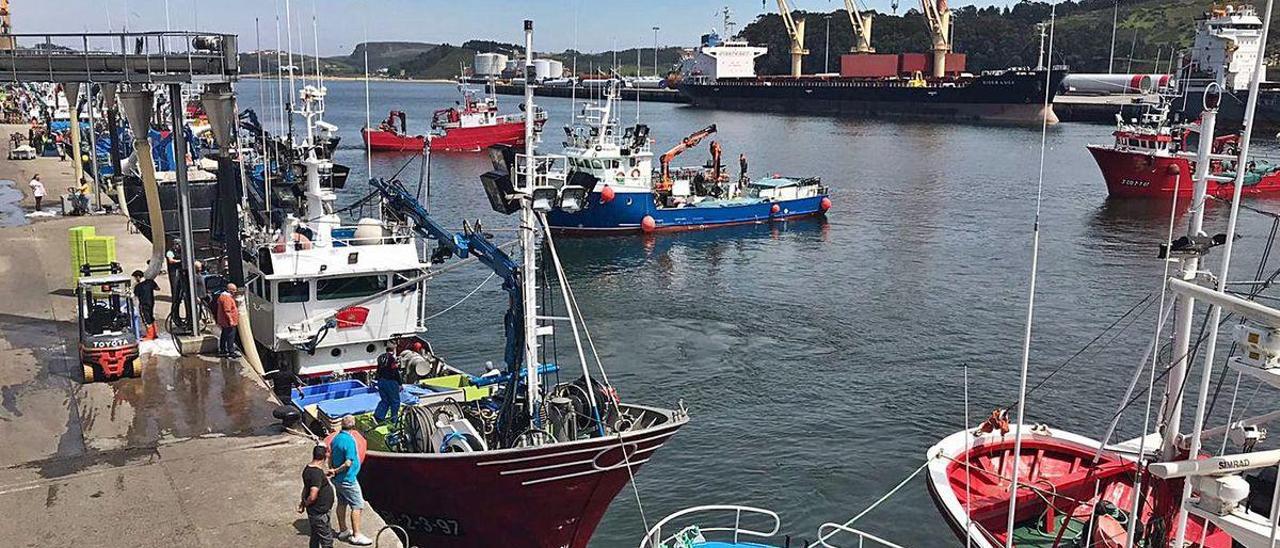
[131,134,167,281]
[235,293,265,377]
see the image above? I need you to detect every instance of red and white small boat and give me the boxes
[361,110,426,152]
[927,424,1232,548]
[428,83,546,152]
[1087,103,1280,198]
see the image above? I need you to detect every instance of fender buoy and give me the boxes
[1166,163,1181,176]
[820,197,832,212]
[630,168,641,178]
[770,203,781,215]
[600,185,616,203]
[640,215,656,233]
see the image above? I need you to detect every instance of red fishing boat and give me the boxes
[428,82,546,152]
[361,110,426,152]
[926,426,1232,548]
[1087,103,1280,198]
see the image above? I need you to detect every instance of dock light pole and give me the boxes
[652,26,660,77]
[167,82,200,336]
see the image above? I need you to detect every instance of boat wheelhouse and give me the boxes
[426,81,547,152]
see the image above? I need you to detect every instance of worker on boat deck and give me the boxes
[374,344,402,423]
[132,270,158,340]
[215,283,241,359]
[299,444,335,548]
[330,416,373,546]
[739,153,748,184]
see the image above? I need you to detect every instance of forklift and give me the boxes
[76,272,142,383]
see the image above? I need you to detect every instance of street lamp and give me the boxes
[824,15,831,73]
[652,26,660,77]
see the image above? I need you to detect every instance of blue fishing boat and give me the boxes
[545,80,830,234]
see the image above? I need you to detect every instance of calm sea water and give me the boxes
[238,78,1280,547]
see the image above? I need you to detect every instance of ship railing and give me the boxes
[813,523,909,548]
[0,31,238,84]
[514,153,571,189]
[639,505,781,548]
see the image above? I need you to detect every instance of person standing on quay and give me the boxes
[132,270,158,340]
[28,174,45,210]
[330,416,373,546]
[299,444,335,548]
[215,283,240,358]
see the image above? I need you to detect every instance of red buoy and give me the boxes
[600,185,616,203]
[1166,163,1181,176]
[820,197,832,212]
[640,215,656,233]
[770,203,781,215]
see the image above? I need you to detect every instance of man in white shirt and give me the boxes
[27,174,45,209]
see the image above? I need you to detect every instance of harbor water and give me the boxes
[241,78,1280,546]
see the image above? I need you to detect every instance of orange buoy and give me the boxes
[820,197,832,212]
[640,215,656,233]
[600,185,616,203]
[770,203,781,214]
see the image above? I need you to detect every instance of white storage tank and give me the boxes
[532,59,553,81]
[547,60,564,79]
[474,53,508,77]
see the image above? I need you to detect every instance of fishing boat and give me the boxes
[1086,100,1280,198]
[427,81,546,152]
[359,110,426,152]
[545,79,830,234]
[251,21,688,548]
[928,4,1280,547]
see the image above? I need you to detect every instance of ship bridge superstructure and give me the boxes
[1189,4,1265,91]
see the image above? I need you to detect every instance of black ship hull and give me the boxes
[678,68,1067,124]
[1178,86,1280,130]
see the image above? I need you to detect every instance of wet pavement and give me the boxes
[0,126,397,547]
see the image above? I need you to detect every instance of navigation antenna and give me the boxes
[891,0,899,15]
[722,6,736,37]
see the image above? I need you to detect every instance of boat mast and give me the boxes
[1172,2,1275,545]
[521,19,541,433]
[1158,51,1226,465]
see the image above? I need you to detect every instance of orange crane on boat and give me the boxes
[659,124,716,190]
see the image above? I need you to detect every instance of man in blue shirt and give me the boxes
[329,416,372,546]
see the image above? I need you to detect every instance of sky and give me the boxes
[20,0,1016,56]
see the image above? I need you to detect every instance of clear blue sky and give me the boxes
[22,0,1016,56]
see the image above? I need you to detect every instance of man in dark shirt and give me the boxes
[299,444,335,548]
[373,345,401,423]
[132,270,159,340]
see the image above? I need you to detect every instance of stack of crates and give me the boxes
[68,226,118,282]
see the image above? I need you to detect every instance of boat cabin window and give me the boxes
[590,160,603,169]
[392,270,421,293]
[277,280,310,303]
[317,275,388,301]
[609,160,619,169]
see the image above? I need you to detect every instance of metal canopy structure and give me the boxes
[0,31,238,84]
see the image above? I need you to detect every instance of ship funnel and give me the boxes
[118,86,168,281]
[200,83,237,153]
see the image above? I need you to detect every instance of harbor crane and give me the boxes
[660,124,717,188]
[844,0,874,54]
[775,0,808,77]
[920,0,952,77]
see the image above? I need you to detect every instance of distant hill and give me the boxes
[328,42,440,72]
[739,0,1266,76]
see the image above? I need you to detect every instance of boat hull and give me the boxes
[359,405,685,548]
[1087,145,1280,198]
[361,128,426,152]
[678,69,1066,124]
[429,118,544,152]
[926,427,1231,548]
[546,191,830,234]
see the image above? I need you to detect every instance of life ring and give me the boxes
[630,168,641,178]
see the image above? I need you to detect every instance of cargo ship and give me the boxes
[677,31,1066,124]
[1177,4,1280,129]
[677,2,1066,124]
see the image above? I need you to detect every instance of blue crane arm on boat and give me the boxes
[368,177,525,372]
